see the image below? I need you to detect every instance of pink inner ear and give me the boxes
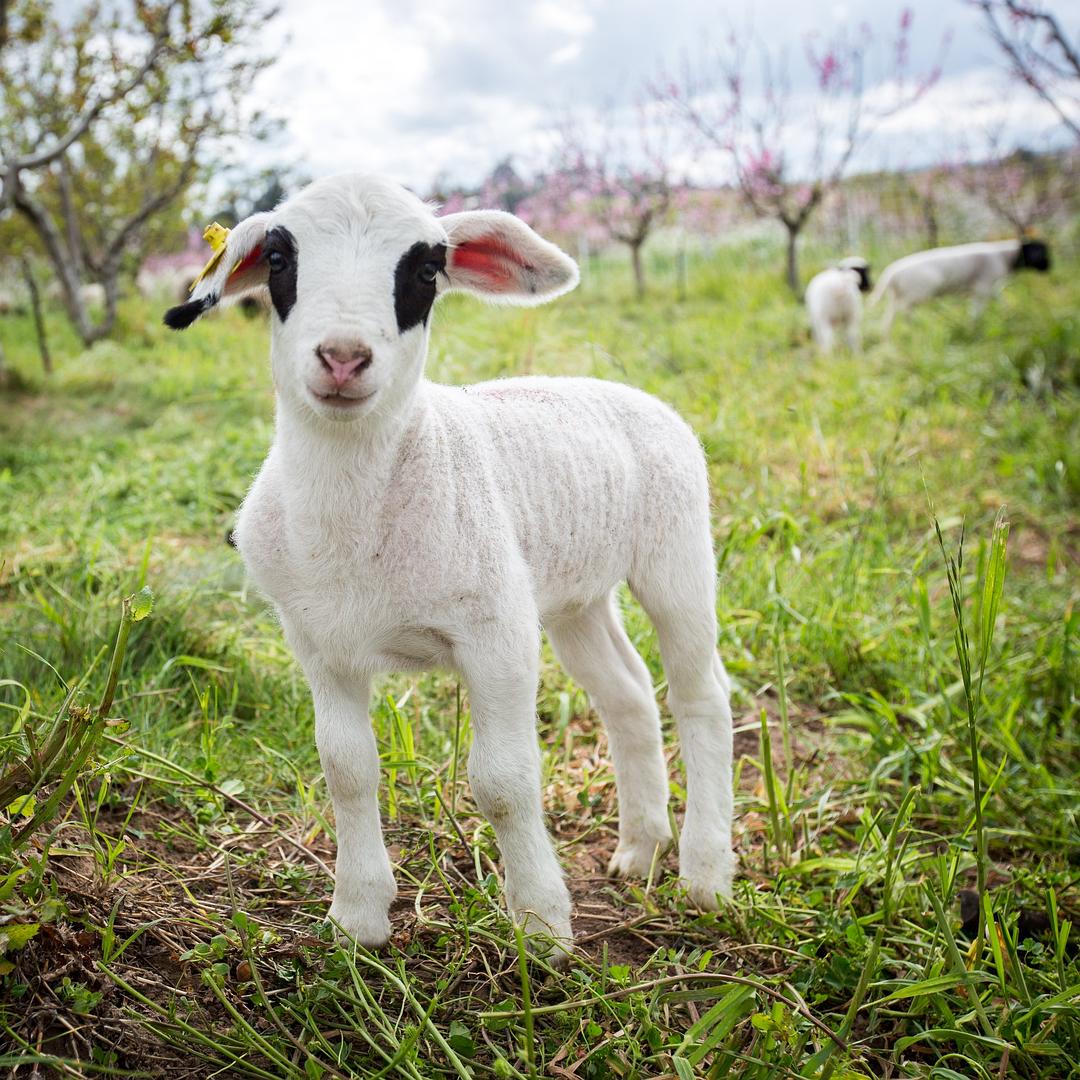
[231,244,264,277]
[450,237,528,291]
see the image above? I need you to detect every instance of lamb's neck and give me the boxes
[273,384,431,519]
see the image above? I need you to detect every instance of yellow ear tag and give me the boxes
[188,222,232,293]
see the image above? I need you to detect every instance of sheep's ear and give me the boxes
[163,213,272,329]
[439,210,579,306]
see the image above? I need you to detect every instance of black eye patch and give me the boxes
[265,226,298,322]
[394,241,447,333]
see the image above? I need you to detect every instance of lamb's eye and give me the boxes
[418,261,440,284]
[267,250,288,274]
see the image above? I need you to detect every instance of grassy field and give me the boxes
[1,233,1078,1078]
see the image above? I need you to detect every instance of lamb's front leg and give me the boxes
[457,634,573,958]
[307,667,397,947]
[970,278,1004,320]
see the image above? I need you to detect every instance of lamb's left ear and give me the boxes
[163,212,272,330]
[439,210,579,305]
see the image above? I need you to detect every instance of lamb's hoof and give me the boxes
[527,928,574,969]
[607,834,673,879]
[681,850,737,911]
[683,877,731,911]
[521,922,574,969]
[328,900,392,949]
[512,901,574,968]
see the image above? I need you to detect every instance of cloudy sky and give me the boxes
[249,0,1076,191]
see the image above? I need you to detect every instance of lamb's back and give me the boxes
[433,376,707,613]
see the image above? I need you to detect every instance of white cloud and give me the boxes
[532,0,595,38]
[240,0,1076,194]
[871,67,1077,165]
[551,40,585,65]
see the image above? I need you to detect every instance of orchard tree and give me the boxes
[903,162,960,247]
[0,0,169,375]
[975,0,1080,143]
[520,107,676,299]
[960,129,1076,236]
[479,158,531,215]
[657,9,943,293]
[514,167,601,251]
[0,0,275,346]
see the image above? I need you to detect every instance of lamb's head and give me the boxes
[1016,239,1050,273]
[838,256,872,293]
[163,174,578,423]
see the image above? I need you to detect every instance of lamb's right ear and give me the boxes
[163,213,272,330]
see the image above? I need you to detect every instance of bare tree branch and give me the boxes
[974,0,1080,142]
[0,7,174,192]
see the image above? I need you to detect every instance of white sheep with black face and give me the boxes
[805,256,872,354]
[870,238,1051,333]
[165,174,735,959]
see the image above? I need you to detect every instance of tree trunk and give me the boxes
[922,196,939,247]
[784,223,801,296]
[630,241,646,300]
[11,150,187,347]
[59,159,86,282]
[13,186,96,344]
[21,257,51,374]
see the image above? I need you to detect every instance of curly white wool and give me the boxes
[805,256,870,353]
[165,174,735,957]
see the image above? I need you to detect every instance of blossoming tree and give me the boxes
[656,9,943,293]
[518,107,677,299]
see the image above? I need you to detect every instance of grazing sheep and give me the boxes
[870,239,1050,333]
[163,174,735,958]
[805,256,871,353]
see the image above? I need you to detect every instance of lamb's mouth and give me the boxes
[310,388,376,408]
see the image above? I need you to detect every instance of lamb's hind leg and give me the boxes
[813,317,834,354]
[546,593,672,879]
[880,292,897,336]
[631,536,735,909]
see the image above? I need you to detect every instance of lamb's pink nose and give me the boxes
[316,339,373,388]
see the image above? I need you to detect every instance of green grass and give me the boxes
[1,232,1078,1078]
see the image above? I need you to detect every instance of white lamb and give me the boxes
[870,238,1050,333]
[164,174,735,957]
[805,256,871,353]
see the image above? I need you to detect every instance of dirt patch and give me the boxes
[6,801,333,1075]
[1009,522,1080,571]
[3,694,851,1075]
